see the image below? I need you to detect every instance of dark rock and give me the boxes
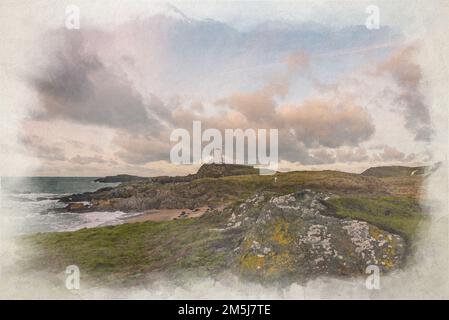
[94,174,147,183]
[59,193,92,203]
[59,164,260,212]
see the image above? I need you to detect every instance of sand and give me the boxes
[124,206,210,223]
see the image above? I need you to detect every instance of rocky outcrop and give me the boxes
[195,163,258,178]
[32,186,411,284]
[93,164,259,186]
[59,182,223,212]
[147,164,258,183]
[60,164,260,212]
[219,190,405,283]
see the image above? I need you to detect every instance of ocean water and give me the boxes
[0,177,136,235]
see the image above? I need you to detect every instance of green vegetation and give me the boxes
[19,168,429,285]
[186,169,396,204]
[327,196,427,242]
[195,163,259,178]
[20,214,233,285]
[361,165,426,177]
[65,167,422,212]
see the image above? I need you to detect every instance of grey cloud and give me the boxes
[27,13,395,167]
[336,148,369,163]
[64,139,84,149]
[69,155,109,165]
[308,149,337,165]
[30,14,393,128]
[377,44,432,141]
[114,134,172,165]
[19,135,66,161]
[373,145,407,162]
[30,31,163,134]
[89,144,104,153]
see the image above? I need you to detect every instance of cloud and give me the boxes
[29,31,163,134]
[336,147,369,163]
[308,149,337,164]
[69,155,109,165]
[23,13,415,170]
[169,94,375,164]
[376,44,432,141]
[371,145,416,162]
[18,135,66,161]
[216,89,279,124]
[284,50,310,74]
[278,99,375,148]
[114,134,172,165]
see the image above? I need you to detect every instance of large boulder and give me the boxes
[224,190,405,283]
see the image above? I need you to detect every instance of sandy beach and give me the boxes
[124,206,211,223]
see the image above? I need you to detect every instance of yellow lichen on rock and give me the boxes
[240,254,265,272]
[270,220,294,246]
[265,252,296,277]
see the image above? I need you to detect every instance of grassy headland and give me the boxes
[19,165,429,286]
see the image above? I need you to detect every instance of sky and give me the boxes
[1,0,448,177]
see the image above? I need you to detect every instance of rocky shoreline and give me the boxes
[28,164,425,284]
[58,163,260,212]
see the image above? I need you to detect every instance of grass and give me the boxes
[85,170,422,212]
[326,196,427,242]
[183,170,406,204]
[18,170,427,284]
[20,214,233,285]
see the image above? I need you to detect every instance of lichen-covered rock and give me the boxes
[225,190,405,283]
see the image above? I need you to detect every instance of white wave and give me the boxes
[61,211,130,231]
[2,192,59,202]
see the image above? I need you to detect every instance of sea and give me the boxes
[0,177,139,235]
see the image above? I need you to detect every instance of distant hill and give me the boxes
[95,164,259,185]
[94,174,147,183]
[150,163,259,183]
[361,163,440,177]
